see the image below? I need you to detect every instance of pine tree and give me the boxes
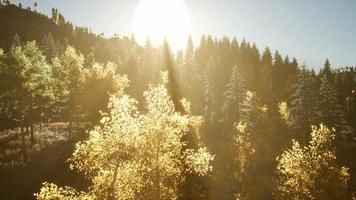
[233,91,267,199]
[320,58,333,83]
[12,34,21,48]
[256,47,273,109]
[203,56,217,123]
[289,67,319,145]
[162,39,183,113]
[240,91,267,131]
[276,124,350,199]
[41,32,60,62]
[221,66,246,125]
[272,51,285,103]
[319,75,352,134]
[36,74,213,200]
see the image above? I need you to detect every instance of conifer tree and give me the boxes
[276,124,350,200]
[221,66,246,125]
[256,47,273,109]
[320,58,333,83]
[41,32,60,62]
[319,75,352,134]
[289,67,319,145]
[182,36,196,88]
[203,56,217,123]
[240,91,267,131]
[12,33,21,48]
[272,51,285,103]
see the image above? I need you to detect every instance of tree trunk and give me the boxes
[107,164,119,200]
[26,125,29,136]
[69,120,72,139]
[30,123,34,147]
[21,126,26,165]
[155,136,161,200]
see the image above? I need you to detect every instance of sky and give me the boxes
[11,0,356,69]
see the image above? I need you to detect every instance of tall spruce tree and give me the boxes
[320,58,333,83]
[257,47,273,109]
[203,56,217,123]
[289,67,319,145]
[319,75,352,134]
[41,32,60,62]
[221,66,246,125]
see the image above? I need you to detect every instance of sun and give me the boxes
[134,0,190,50]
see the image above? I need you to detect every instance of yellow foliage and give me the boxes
[35,74,213,200]
[275,124,350,199]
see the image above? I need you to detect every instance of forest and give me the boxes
[0,1,356,200]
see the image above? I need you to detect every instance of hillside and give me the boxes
[0,3,130,64]
[0,4,63,48]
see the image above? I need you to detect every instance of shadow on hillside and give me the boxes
[0,136,89,200]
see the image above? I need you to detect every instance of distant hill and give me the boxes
[0,3,133,64]
[0,4,63,48]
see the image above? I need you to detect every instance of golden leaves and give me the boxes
[36,73,213,200]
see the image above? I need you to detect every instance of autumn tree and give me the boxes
[0,41,53,161]
[52,46,87,135]
[233,122,255,200]
[36,73,213,200]
[79,62,125,125]
[275,124,350,200]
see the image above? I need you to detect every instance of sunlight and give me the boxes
[134,0,190,50]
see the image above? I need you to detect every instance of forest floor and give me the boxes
[0,123,89,200]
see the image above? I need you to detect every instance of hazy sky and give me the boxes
[11,0,356,69]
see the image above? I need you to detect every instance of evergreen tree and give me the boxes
[272,51,285,103]
[221,66,246,125]
[233,91,267,199]
[319,75,352,134]
[202,56,217,123]
[289,67,319,145]
[240,91,267,131]
[12,33,21,48]
[182,36,195,87]
[257,47,273,108]
[320,58,333,83]
[162,39,183,113]
[41,32,60,62]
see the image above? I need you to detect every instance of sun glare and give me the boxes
[134,0,190,50]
